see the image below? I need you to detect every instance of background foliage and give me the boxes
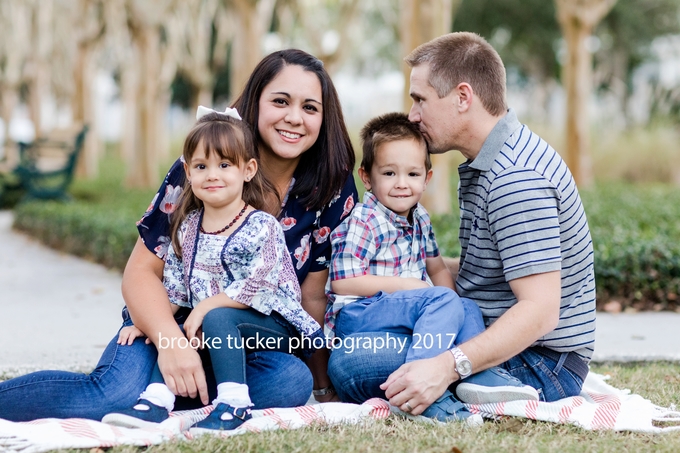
[11,152,680,311]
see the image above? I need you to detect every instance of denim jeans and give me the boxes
[150,307,300,386]
[0,308,312,421]
[329,332,584,404]
[334,288,485,362]
[500,348,584,402]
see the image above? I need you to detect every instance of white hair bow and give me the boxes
[196,105,242,121]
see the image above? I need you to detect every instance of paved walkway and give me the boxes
[0,210,679,375]
[0,210,124,374]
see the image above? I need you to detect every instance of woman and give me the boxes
[0,49,357,421]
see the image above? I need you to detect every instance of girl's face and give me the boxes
[257,64,324,162]
[184,143,257,211]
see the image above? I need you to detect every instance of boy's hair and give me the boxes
[170,112,278,258]
[360,112,430,173]
[405,32,507,116]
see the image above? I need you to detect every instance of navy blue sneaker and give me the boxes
[455,367,539,404]
[419,390,483,425]
[101,399,170,429]
[190,403,253,434]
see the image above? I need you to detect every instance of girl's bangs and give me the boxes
[200,122,245,165]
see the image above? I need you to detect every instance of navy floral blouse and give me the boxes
[137,157,358,284]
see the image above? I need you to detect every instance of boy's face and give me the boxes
[358,138,433,217]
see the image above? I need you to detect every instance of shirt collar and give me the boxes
[469,108,521,172]
[363,192,414,228]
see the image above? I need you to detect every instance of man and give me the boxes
[328,32,595,414]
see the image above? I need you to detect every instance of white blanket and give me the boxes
[0,373,678,453]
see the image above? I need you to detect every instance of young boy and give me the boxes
[325,112,538,422]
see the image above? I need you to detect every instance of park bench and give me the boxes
[3,125,89,202]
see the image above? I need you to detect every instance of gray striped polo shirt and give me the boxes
[456,109,596,361]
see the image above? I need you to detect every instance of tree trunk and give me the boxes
[125,27,161,188]
[119,51,138,170]
[229,0,275,101]
[191,86,214,114]
[556,0,617,187]
[400,0,461,215]
[0,87,19,170]
[72,43,100,178]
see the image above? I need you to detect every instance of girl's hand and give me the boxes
[183,307,208,345]
[117,325,149,346]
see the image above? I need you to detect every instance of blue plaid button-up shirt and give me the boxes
[324,192,439,337]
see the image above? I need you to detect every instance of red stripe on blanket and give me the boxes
[365,398,391,419]
[525,400,539,420]
[268,413,290,429]
[558,397,585,423]
[589,394,621,429]
[295,405,320,424]
[60,419,109,443]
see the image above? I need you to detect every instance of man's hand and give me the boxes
[380,352,456,415]
[157,345,209,405]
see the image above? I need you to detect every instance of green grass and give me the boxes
[37,362,680,453]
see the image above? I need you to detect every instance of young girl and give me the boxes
[102,107,322,432]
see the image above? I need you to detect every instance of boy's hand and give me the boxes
[117,325,150,346]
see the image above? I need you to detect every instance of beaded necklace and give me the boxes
[200,202,248,235]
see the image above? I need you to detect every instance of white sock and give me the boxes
[214,382,252,408]
[139,383,176,413]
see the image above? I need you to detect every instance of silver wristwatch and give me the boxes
[449,347,473,379]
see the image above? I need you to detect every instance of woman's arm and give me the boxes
[122,239,209,405]
[300,269,340,402]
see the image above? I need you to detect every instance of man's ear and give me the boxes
[424,168,433,187]
[358,167,372,191]
[455,82,474,112]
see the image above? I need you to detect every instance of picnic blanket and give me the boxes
[1,373,679,453]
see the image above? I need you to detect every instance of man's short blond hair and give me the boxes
[405,32,507,116]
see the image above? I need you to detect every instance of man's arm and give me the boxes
[122,239,209,405]
[380,270,561,415]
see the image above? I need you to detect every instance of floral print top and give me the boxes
[164,209,321,338]
[137,157,358,285]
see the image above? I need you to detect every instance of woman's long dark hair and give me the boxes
[231,49,355,210]
[170,112,278,258]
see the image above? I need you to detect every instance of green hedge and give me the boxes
[581,185,680,310]
[13,200,141,270]
[11,181,680,310]
[431,184,680,311]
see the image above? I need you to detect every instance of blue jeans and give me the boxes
[334,288,485,362]
[0,308,312,421]
[150,307,300,386]
[329,332,584,404]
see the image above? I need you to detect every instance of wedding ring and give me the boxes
[404,402,413,412]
